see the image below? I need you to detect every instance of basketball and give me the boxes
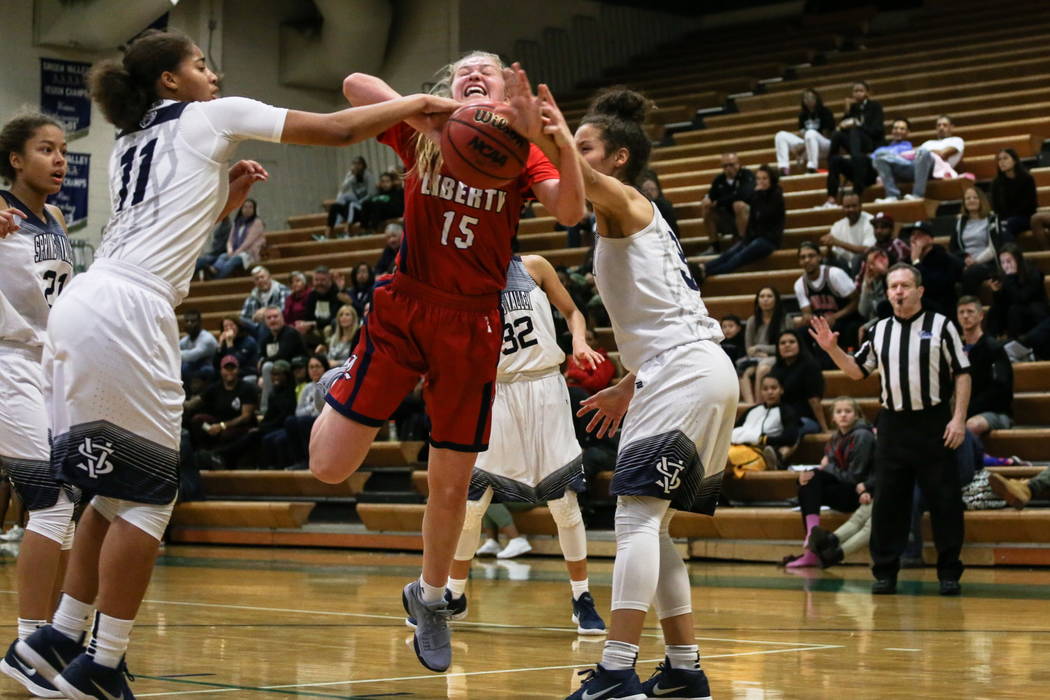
[440,102,530,190]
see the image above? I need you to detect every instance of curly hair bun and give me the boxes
[587,88,652,124]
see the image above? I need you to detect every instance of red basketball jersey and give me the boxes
[378,122,559,297]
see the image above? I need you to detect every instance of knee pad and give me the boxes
[90,496,174,541]
[548,491,583,530]
[614,496,666,538]
[454,489,492,561]
[25,492,75,546]
[549,492,587,562]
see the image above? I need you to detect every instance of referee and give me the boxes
[810,262,970,596]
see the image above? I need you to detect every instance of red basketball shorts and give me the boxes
[325,273,502,452]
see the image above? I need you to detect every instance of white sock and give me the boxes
[52,594,93,642]
[570,578,590,600]
[446,576,467,600]
[601,640,639,671]
[86,613,134,669]
[419,576,445,604]
[17,619,45,642]
[666,644,700,670]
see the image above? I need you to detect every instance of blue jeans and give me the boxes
[799,416,822,436]
[873,149,934,198]
[704,237,775,277]
[213,253,246,279]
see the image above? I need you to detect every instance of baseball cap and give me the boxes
[901,220,932,238]
[872,212,895,227]
[220,354,239,368]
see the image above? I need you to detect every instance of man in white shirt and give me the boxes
[820,192,874,273]
[179,310,219,383]
[874,115,965,202]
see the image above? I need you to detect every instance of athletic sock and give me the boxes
[666,644,701,670]
[803,513,821,543]
[52,594,93,642]
[570,578,590,601]
[419,575,445,604]
[600,640,639,671]
[446,576,467,600]
[86,613,134,669]
[17,619,46,642]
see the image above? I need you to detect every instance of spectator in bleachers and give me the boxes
[822,119,910,208]
[1030,211,1050,250]
[987,243,1048,344]
[904,221,962,316]
[820,191,873,273]
[281,353,329,468]
[296,266,341,345]
[699,152,755,252]
[640,171,678,236]
[794,241,862,355]
[179,310,218,384]
[213,198,266,279]
[990,149,1038,242]
[564,328,615,395]
[950,186,1003,296]
[357,170,405,232]
[702,165,784,278]
[823,81,884,205]
[720,314,746,365]
[989,466,1050,509]
[857,247,892,329]
[731,374,800,470]
[322,304,360,366]
[240,266,290,325]
[252,360,298,468]
[216,316,259,382]
[375,222,403,275]
[771,329,828,435]
[870,213,910,265]
[323,156,377,240]
[186,354,257,468]
[874,115,964,203]
[195,216,231,279]
[797,396,877,568]
[739,286,791,404]
[784,395,875,568]
[774,88,835,176]
[257,305,306,413]
[282,271,310,326]
[957,296,1013,438]
[347,262,375,316]
[564,205,597,248]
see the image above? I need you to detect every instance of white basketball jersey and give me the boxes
[96,97,287,304]
[497,257,564,379]
[0,190,74,347]
[593,202,723,372]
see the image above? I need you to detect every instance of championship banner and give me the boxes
[40,58,92,137]
[48,152,90,231]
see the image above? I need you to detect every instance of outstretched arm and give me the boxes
[525,254,603,370]
[218,160,268,222]
[281,93,459,147]
[341,73,445,140]
[808,315,865,380]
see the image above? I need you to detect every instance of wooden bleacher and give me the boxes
[171,0,1050,565]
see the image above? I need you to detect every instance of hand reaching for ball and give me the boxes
[499,62,546,144]
[538,84,573,150]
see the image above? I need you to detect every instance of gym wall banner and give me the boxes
[48,153,90,231]
[40,58,92,138]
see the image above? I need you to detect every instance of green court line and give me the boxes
[140,673,411,698]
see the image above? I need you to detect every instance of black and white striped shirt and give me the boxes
[853,310,970,412]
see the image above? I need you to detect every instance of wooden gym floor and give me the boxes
[0,545,1045,699]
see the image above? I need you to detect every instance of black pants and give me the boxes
[827,128,876,196]
[797,469,859,520]
[871,407,964,582]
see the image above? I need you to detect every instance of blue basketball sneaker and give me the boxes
[640,658,712,699]
[566,665,646,700]
[15,625,84,683]
[0,639,64,698]
[52,653,135,700]
[401,580,453,672]
[572,592,607,635]
[405,590,468,629]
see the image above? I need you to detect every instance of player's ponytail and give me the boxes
[88,30,195,132]
[0,111,63,185]
[581,87,654,185]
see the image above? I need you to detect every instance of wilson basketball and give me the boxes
[440,102,530,190]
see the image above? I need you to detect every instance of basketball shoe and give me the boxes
[0,639,63,698]
[640,658,712,699]
[402,580,453,672]
[52,653,135,700]
[571,592,607,635]
[405,590,468,628]
[566,665,646,700]
[15,625,84,683]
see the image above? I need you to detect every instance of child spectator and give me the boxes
[699,152,755,251]
[564,328,615,395]
[283,271,311,326]
[639,171,678,237]
[957,296,1013,437]
[950,186,1003,296]
[213,198,266,279]
[774,88,834,175]
[322,304,361,366]
[987,244,1049,343]
[730,374,800,469]
[702,165,784,278]
[720,314,746,365]
[740,286,791,404]
[216,316,259,381]
[990,149,1038,242]
[784,396,875,568]
[771,329,828,435]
